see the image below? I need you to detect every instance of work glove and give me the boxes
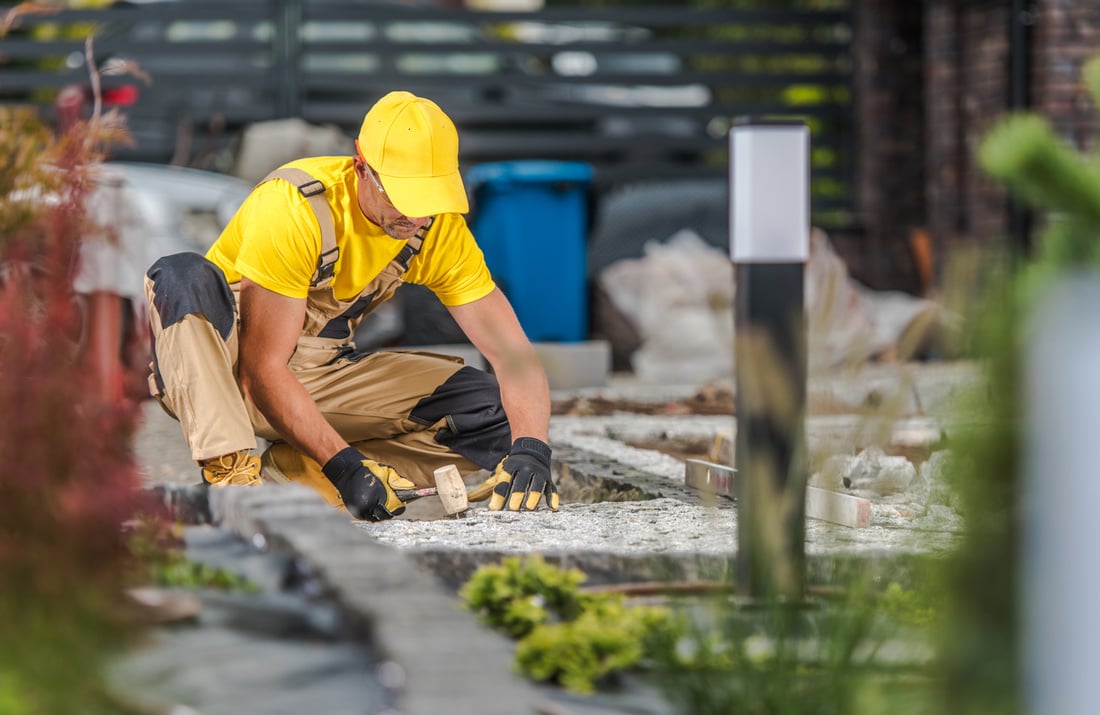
[322,447,412,521]
[486,437,560,512]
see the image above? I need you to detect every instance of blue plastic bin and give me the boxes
[466,161,592,343]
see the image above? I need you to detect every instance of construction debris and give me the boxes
[596,228,958,383]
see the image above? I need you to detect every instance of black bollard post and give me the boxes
[729,118,810,601]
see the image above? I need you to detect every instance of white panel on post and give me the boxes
[729,122,810,263]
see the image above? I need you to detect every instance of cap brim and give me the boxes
[378,169,469,218]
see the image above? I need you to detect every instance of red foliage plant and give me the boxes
[0,103,143,584]
[0,8,162,706]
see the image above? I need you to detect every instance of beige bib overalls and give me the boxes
[143,168,511,487]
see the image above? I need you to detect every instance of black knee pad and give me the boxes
[409,365,511,470]
[147,253,236,339]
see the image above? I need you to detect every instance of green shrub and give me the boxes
[516,598,672,694]
[461,556,674,692]
[460,555,591,638]
[878,582,937,629]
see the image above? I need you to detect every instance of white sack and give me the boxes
[598,227,952,383]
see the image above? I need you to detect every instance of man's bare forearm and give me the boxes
[242,366,347,466]
[447,288,552,446]
[236,279,348,467]
[493,349,550,444]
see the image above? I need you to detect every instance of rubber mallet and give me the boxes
[393,464,469,516]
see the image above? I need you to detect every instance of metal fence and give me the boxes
[1,0,854,224]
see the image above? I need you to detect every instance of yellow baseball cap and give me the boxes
[356,91,469,217]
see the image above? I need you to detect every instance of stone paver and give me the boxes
[207,486,564,715]
[110,527,392,715]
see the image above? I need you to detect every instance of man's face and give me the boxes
[354,159,432,239]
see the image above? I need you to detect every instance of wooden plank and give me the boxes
[684,458,872,529]
[804,485,871,529]
[685,458,737,496]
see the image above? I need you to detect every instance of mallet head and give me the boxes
[433,464,469,516]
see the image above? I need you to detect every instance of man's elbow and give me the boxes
[237,359,268,405]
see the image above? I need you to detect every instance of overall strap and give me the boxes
[394,216,434,270]
[259,167,339,289]
[305,216,437,341]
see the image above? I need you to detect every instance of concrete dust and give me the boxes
[363,362,978,560]
[362,497,960,558]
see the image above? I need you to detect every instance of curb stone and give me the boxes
[208,484,557,715]
[110,524,388,715]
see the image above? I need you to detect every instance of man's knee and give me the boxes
[147,253,236,339]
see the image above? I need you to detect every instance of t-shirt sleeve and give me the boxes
[407,216,497,306]
[232,181,321,299]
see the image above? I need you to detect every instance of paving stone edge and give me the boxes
[206,485,557,715]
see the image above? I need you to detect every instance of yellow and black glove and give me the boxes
[487,437,560,512]
[322,447,410,521]
[467,469,507,503]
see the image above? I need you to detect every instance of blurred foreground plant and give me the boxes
[0,11,149,713]
[928,53,1100,715]
[127,515,255,594]
[645,575,941,715]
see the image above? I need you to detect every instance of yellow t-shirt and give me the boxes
[206,156,495,306]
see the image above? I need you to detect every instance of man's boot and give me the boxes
[260,443,343,507]
[201,450,262,487]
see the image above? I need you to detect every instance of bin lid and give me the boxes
[465,160,592,191]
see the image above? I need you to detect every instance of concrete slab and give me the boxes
[535,340,612,389]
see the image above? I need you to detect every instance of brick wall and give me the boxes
[918,0,1100,284]
[849,0,925,292]
[923,0,1011,280]
[835,1,1100,292]
[1032,0,1100,151]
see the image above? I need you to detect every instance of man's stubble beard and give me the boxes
[382,218,417,239]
